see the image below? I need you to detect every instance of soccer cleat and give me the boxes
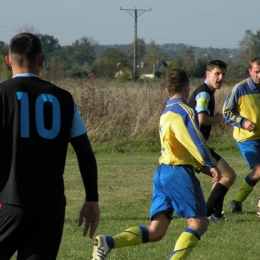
[230,200,242,214]
[207,214,218,226]
[218,211,228,221]
[257,196,260,217]
[92,235,110,260]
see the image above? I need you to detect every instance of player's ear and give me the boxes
[5,55,12,67]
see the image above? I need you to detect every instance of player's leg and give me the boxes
[168,216,208,260]
[203,149,236,218]
[0,204,25,259]
[92,164,172,260]
[168,167,208,260]
[231,140,260,214]
[17,209,65,260]
[92,212,170,260]
[166,166,208,259]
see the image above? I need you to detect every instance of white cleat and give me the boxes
[92,235,110,260]
[207,214,218,226]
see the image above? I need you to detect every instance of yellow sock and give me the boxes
[235,180,254,202]
[111,226,147,248]
[168,230,199,260]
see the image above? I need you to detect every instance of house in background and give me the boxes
[116,60,170,79]
[137,60,170,79]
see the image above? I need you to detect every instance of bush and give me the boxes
[56,77,237,153]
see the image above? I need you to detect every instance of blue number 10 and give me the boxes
[16,92,61,139]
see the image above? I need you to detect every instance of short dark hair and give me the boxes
[207,60,227,71]
[166,69,189,96]
[250,57,260,69]
[9,32,42,67]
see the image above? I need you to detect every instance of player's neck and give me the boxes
[12,67,39,77]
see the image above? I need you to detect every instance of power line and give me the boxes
[120,7,151,80]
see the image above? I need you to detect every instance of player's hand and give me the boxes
[214,112,224,123]
[78,201,100,238]
[243,120,257,132]
[209,166,221,184]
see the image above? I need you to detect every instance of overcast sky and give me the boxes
[1,0,260,49]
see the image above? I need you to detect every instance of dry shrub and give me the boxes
[59,77,166,146]
[57,77,237,151]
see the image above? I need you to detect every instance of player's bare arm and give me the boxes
[198,112,223,125]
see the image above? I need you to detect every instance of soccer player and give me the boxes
[0,33,100,259]
[223,57,260,214]
[188,60,236,222]
[91,69,221,260]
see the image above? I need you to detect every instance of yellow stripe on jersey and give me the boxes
[159,101,216,168]
[223,78,260,142]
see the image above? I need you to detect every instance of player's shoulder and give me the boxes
[196,83,210,93]
[190,83,208,96]
[232,79,251,95]
[0,78,13,87]
[36,77,73,97]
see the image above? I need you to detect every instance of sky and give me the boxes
[1,0,260,49]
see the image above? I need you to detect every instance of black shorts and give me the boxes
[195,148,221,173]
[209,148,221,162]
[0,204,65,260]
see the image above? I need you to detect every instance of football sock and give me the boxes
[168,228,200,260]
[107,226,149,249]
[206,183,228,217]
[235,175,257,202]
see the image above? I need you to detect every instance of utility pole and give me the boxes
[120,7,151,80]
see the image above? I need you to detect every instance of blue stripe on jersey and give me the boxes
[70,102,87,138]
[159,98,216,168]
[223,77,260,141]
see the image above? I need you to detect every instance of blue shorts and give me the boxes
[236,140,260,169]
[150,164,206,219]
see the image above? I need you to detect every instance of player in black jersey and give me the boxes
[188,60,236,223]
[0,33,100,259]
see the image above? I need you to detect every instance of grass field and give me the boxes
[53,148,260,260]
[11,148,260,260]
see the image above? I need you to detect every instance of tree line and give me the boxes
[0,29,260,81]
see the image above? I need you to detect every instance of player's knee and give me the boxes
[227,169,236,183]
[148,231,166,242]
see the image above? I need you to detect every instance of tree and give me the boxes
[47,37,97,78]
[226,63,248,79]
[71,37,96,66]
[194,54,212,78]
[35,34,61,70]
[93,48,128,78]
[238,30,260,64]
[181,46,196,77]
[144,40,162,66]
[36,34,61,56]
[127,38,146,60]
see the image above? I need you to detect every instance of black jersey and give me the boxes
[188,83,215,140]
[0,76,75,211]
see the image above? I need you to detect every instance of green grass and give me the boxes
[11,149,260,259]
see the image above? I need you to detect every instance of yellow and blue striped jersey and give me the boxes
[223,77,260,142]
[159,98,217,169]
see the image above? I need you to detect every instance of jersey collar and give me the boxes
[13,73,38,78]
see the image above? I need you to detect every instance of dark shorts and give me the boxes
[209,148,221,162]
[195,148,221,173]
[0,204,65,260]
